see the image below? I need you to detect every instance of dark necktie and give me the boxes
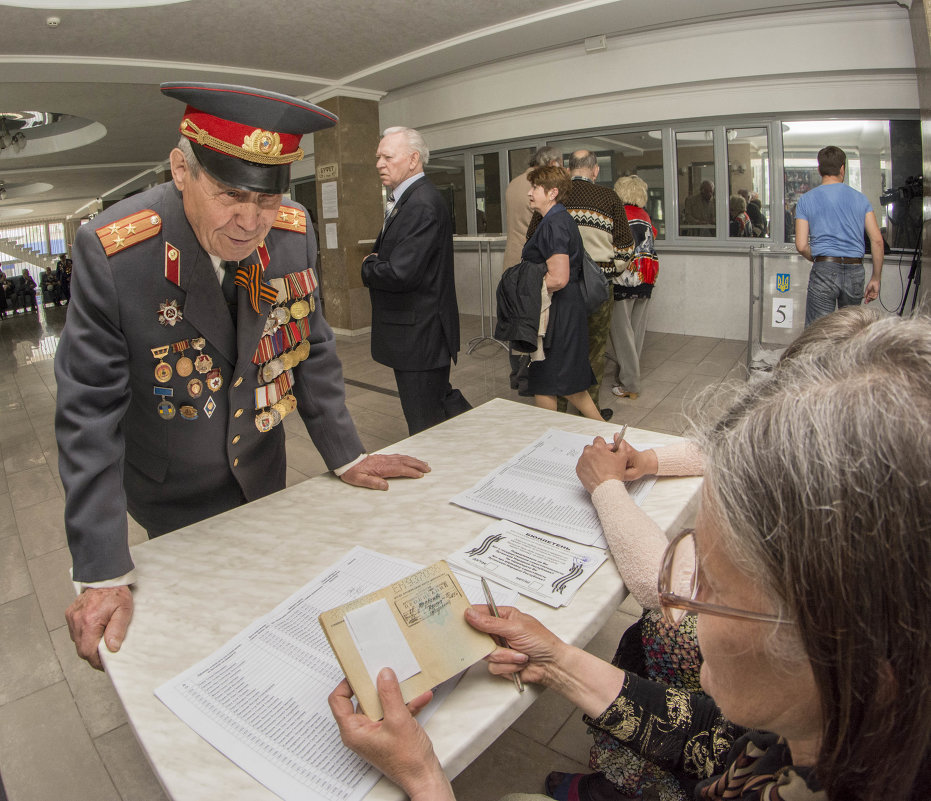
[383,193,396,230]
[220,260,238,320]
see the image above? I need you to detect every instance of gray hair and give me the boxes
[568,150,598,172]
[614,175,648,208]
[530,146,561,168]
[382,126,429,166]
[176,136,202,178]
[695,314,931,799]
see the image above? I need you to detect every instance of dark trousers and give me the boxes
[394,364,472,436]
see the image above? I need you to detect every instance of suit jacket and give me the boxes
[503,168,533,270]
[55,181,364,582]
[361,176,460,371]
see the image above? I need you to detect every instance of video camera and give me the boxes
[880,175,923,206]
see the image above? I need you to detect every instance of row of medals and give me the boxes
[152,337,220,421]
[254,296,314,432]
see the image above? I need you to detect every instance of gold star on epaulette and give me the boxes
[96,209,162,256]
[271,204,307,234]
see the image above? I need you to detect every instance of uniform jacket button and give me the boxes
[234,409,243,418]
[233,458,239,467]
[232,435,240,444]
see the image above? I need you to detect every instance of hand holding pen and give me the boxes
[481,577,524,693]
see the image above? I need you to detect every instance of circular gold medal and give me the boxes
[155,360,172,382]
[296,339,311,361]
[255,410,275,432]
[272,399,289,420]
[187,378,204,398]
[290,299,310,320]
[176,355,193,377]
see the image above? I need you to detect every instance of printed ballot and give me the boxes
[319,561,496,720]
[448,520,608,607]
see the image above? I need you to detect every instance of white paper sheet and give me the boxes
[156,547,427,801]
[345,598,421,685]
[450,429,656,547]
[447,519,608,607]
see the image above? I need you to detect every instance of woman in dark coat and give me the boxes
[523,164,603,421]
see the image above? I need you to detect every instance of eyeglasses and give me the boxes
[657,529,793,627]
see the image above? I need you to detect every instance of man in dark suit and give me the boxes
[57,84,430,670]
[362,126,470,435]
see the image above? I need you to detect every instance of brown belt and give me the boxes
[814,255,863,264]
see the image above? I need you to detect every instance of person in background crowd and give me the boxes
[728,195,752,237]
[607,175,658,402]
[522,164,604,421]
[362,126,471,435]
[503,146,562,393]
[527,150,634,421]
[794,145,883,326]
[681,180,715,236]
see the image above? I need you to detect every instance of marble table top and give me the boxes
[102,398,701,800]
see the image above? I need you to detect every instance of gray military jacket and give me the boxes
[56,181,364,582]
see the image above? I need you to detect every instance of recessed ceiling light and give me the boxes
[2,1,191,8]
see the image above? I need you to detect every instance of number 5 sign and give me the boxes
[772,298,794,329]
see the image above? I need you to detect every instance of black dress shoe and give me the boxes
[600,408,614,421]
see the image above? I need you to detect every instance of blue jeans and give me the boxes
[804,261,864,327]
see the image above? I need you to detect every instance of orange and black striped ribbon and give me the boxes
[235,263,278,313]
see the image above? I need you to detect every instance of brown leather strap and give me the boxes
[813,255,863,264]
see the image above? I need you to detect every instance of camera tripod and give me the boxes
[898,237,922,316]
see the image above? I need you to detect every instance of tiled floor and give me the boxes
[0,304,747,801]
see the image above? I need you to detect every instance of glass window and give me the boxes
[508,147,535,180]
[473,151,503,234]
[427,153,467,235]
[548,131,666,238]
[48,222,65,256]
[726,127,769,239]
[782,119,921,250]
[676,130,717,237]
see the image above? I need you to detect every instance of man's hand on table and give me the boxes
[329,669,454,801]
[576,436,658,493]
[66,585,134,671]
[340,453,431,491]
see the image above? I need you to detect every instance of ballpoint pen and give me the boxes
[611,424,629,453]
[480,576,524,693]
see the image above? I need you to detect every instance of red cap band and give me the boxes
[179,106,303,165]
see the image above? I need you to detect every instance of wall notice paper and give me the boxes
[325,222,338,250]
[451,429,656,548]
[321,181,339,219]
[447,519,608,607]
[319,561,497,720]
[157,547,465,801]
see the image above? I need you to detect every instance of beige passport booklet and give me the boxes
[319,560,496,719]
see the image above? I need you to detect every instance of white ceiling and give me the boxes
[0,0,899,223]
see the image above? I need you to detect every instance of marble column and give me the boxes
[313,96,383,334]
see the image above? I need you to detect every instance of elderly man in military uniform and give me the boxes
[56,82,430,669]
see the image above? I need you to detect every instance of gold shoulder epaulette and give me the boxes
[96,210,162,256]
[271,205,307,234]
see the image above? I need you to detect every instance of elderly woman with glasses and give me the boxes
[331,315,931,801]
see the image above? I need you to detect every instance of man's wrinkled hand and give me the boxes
[65,585,134,671]
[340,453,431,491]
